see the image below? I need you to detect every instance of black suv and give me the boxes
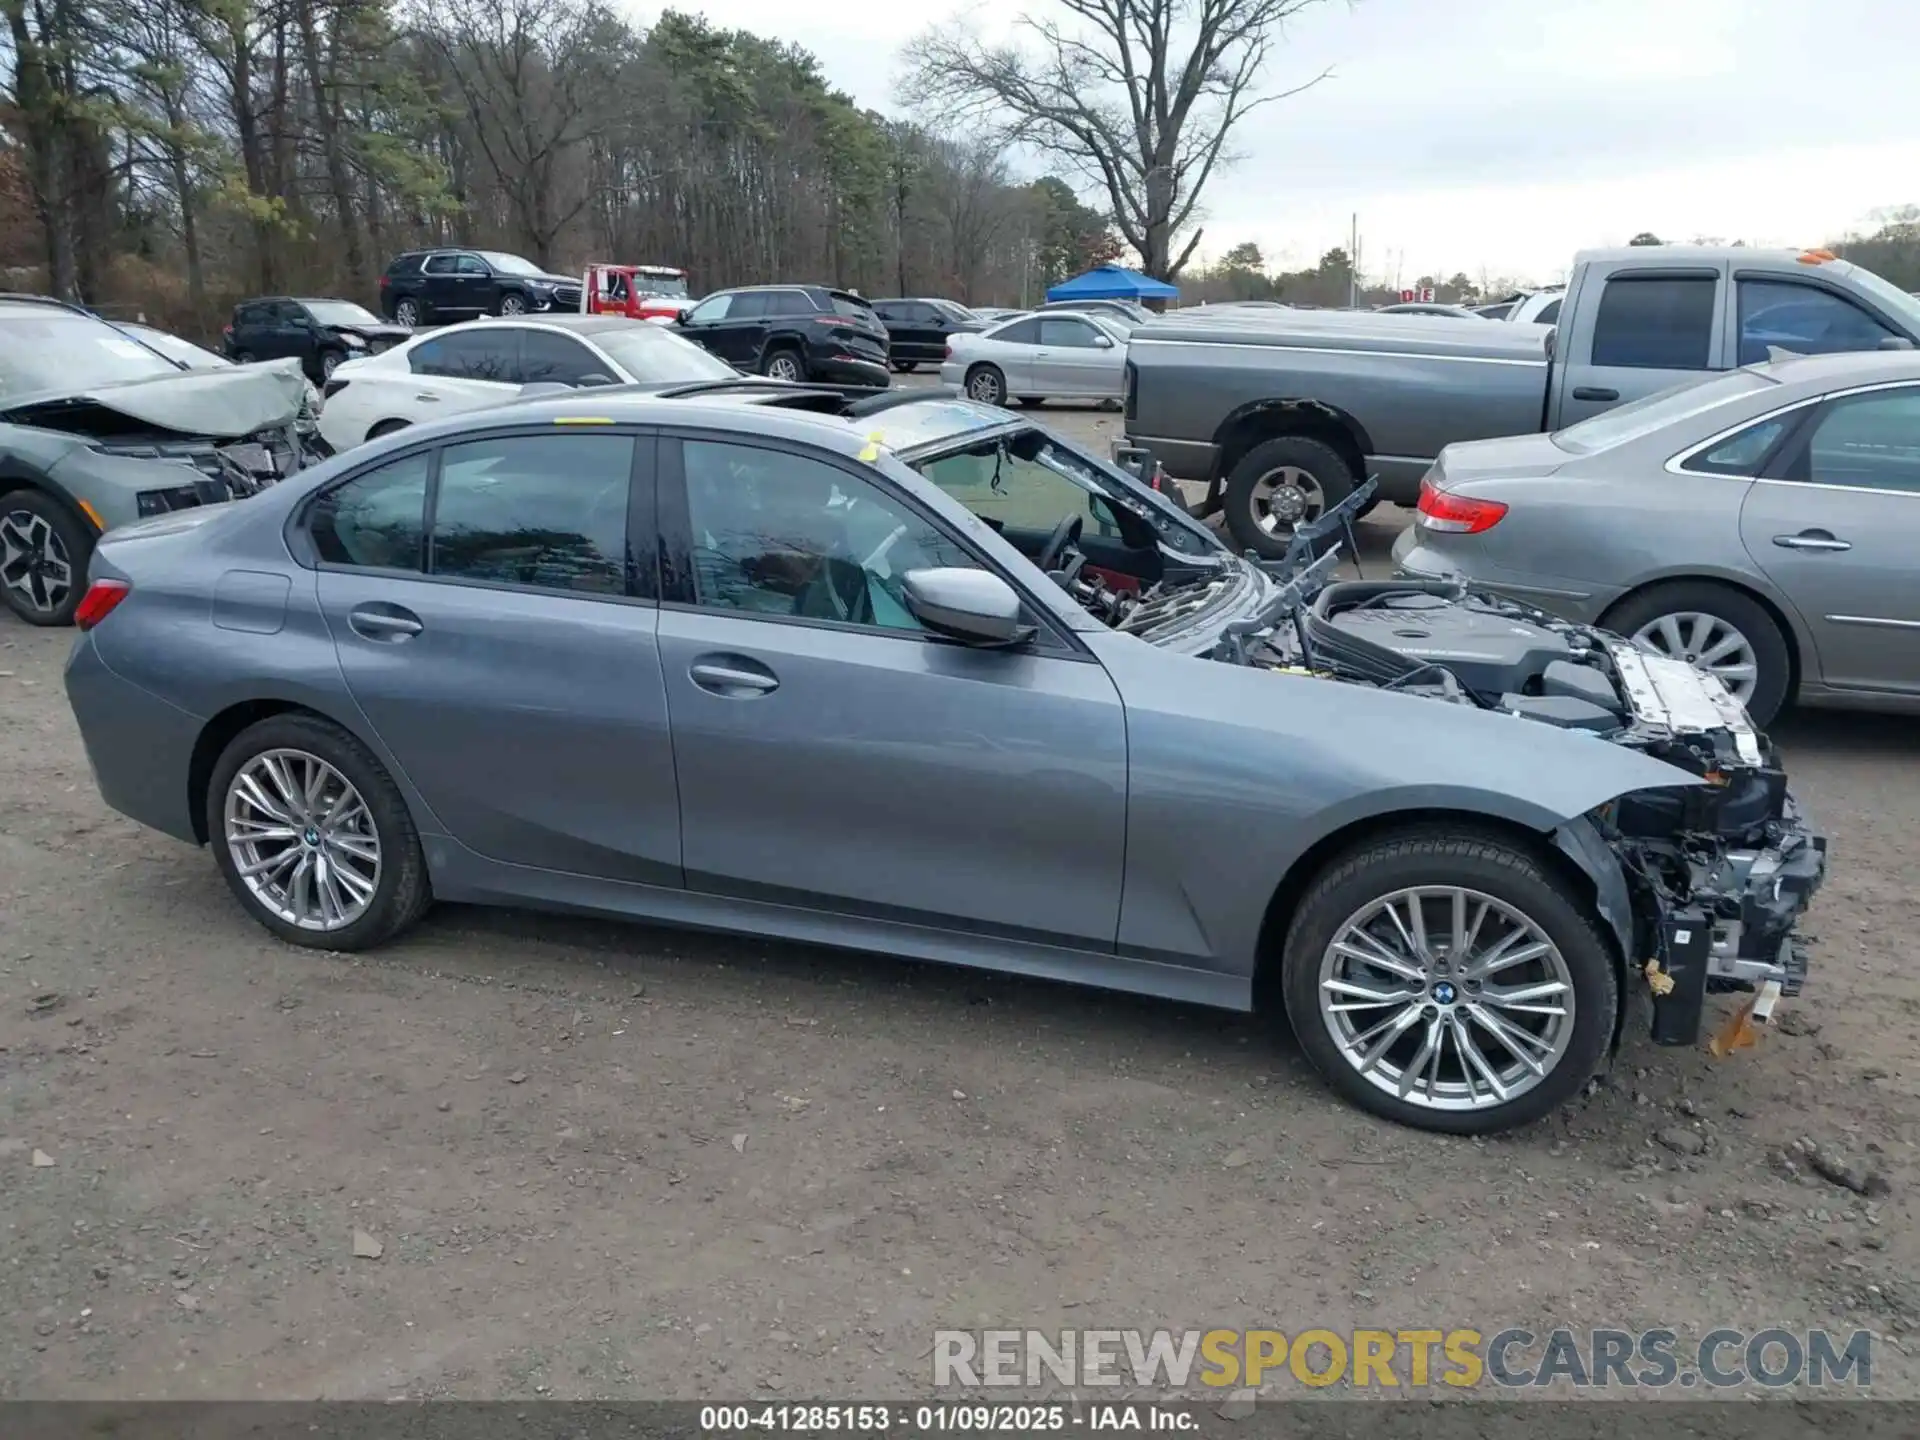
[223,297,412,381]
[868,297,982,371]
[673,285,890,387]
[378,249,584,327]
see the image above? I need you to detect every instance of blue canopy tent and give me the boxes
[1044,265,1179,303]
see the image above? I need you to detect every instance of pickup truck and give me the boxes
[1122,245,1920,557]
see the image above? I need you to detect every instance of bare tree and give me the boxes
[902,0,1337,279]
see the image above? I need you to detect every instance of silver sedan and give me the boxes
[1394,349,1920,726]
[941,310,1130,407]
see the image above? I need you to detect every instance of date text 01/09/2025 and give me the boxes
[698,1404,1198,1432]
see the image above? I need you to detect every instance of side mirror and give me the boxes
[1093,334,1115,349]
[576,372,616,387]
[1880,336,1915,351]
[902,568,1035,647]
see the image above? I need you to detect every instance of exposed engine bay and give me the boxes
[1055,478,1826,1048]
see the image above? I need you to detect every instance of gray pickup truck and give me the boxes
[1123,245,1920,557]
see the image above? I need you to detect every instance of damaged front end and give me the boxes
[3,362,323,509]
[1207,480,1829,1050]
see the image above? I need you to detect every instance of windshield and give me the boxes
[1834,259,1920,335]
[0,308,181,397]
[591,326,736,382]
[908,424,1216,557]
[121,325,231,369]
[637,274,689,298]
[305,301,383,327]
[479,251,544,277]
[934,300,979,323]
[1550,369,1777,454]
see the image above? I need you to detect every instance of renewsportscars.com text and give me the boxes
[932,1326,1875,1390]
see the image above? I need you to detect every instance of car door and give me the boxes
[1554,267,1725,426]
[982,316,1038,391]
[679,292,756,367]
[455,254,496,315]
[902,302,945,362]
[419,254,466,316]
[404,327,526,419]
[652,433,1128,947]
[229,302,270,359]
[308,429,682,883]
[1035,315,1120,397]
[1740,383,1920,695]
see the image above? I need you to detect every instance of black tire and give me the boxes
[393,297,422,328]
[1015,396,1043,407]
[496,291,528,316]
[1222,434,1358,560]
[895,360,918,373]
[0,488,93,627]
[1601,581,1792,728]
[232,348,256,364]
[761,345,807,382]
[1279,826,1618,1136]
[964,364,1007,406]
[366,418,411,442]
[207,712,432,951]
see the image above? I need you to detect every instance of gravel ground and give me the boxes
[2,399,1917,1401]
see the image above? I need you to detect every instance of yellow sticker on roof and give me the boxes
[857,430,886,463]
[553,416,614,426]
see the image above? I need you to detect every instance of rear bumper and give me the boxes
[1122,434,1219,484]
[811,354,891,388]
[64,634,204,845]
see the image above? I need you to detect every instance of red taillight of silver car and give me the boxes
[1416,476,1508,534]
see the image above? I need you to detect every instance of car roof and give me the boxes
[428,315,666,338]
[1748,347,1920,392]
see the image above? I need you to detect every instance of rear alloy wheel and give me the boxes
[1603,582,1791,727]
[763,349,805,382]
[1223,435,1357,560]
[497,293,528,316]
[0,490,91,626]
[1280,828,1616,1135]
[964,365,1006,405]
[394,298,421,328]
[208,713,431,950]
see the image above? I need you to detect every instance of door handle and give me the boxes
[1571,386,1619,402]
[413,393,441,402]
[348,604,423,640]
[1773,531,1852,552]
[689,655,779,697]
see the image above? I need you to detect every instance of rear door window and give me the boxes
[423,254,461,276]
[430,433,635,593]
[519,330,604,386]
[1590,275,1716,369]
[410,329,520,382]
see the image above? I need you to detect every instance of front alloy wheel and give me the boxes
[1316,887,1576,1113]
[0,507,75,619]
[223,749,382,932]
[498,293,527,316]
[1280,829,1617,1134]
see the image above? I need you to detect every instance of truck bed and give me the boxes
[1125,309,1554,504]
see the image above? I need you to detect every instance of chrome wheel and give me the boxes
[767,352,803,382]
[1317,886,1576,1113]
[223,749,381,932]
[498,294,527,316]
[1249,465,1326,535]
[395,300,419,327]
[321,351,341,379]
[1632,612,1758,702]
[0,509,74,616]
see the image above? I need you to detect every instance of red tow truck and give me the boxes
[580,263,692,323]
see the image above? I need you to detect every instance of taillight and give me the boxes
[75,578,130,630]
[379,274,390,288]
[1416,478,1507,534]
[944,342,954,360]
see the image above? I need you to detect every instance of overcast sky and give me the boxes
[661,0,1920,285]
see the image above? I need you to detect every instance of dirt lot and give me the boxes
[3,400,1918,1401]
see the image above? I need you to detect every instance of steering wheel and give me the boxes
[1036,514,1084,574]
